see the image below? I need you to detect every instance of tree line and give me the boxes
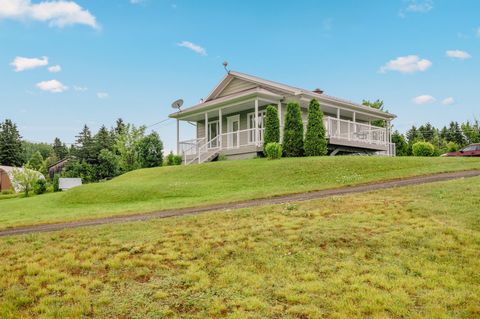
[0,118,182,191]
[392,120,480,156]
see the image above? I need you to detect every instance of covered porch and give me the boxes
[172,90,395,164]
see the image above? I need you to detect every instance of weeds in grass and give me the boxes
[0,177,479,318]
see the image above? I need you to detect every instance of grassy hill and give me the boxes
[1,176,479,318]
[0,156,479,229]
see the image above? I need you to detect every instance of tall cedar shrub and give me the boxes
[263,105,280,154]
[282,102,304,157]
[304,99,327,156]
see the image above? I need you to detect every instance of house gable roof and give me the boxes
[171,71,396,119]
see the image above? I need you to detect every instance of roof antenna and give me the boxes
[222,61,230,73]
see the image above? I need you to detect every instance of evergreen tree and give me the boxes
[406,126,423,144]
[263,105,280,153]
[445,122,466,146]
[75,125,95,163]
[282,102,304,157]
[418,123,436,143]
[304,99,327,156]
[114,118,126,136]
[0,119,23,166]
[52,137,68,160]
[93,125,115,165]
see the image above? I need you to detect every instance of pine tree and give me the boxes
[263,105,280,153]
[304,99,327,156]
[52,137,68,160]
[114,118,126,136]
[94,125,115,162]
[282,102,304,157]
[0,119,23,166]
[75,125,95,163]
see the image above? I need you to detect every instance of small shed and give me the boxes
[48,156,73,179]
[0,166,14,192]
[0,166,44,193]
[59,178,82,191]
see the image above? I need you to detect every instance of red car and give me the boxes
[443,144,480,157]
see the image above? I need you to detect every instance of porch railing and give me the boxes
[180,117,394,164]
[181,128,262,164]
[324,117,387,145]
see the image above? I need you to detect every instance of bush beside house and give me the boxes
[265,143,282,159]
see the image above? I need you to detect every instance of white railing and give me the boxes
[179,138,205,156]
[181,128,262,164]
[324,117,387,145]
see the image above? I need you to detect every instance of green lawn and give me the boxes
[0,156,479,229]
[1,176,479,318]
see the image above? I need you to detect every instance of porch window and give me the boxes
[247,110,266,143]
[208,120,219,148]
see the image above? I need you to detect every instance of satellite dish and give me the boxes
[171,99,184,110]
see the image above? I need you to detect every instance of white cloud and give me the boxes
[36,79,68,93]
[441,97,455,105]
[380,55,432,74]
[48,64,61,72]
[413,95,436,105]
[446,50,471,59]
[0,0,98,28]
[73,85,87,91]
[10,56,48,72]
[177,41,207,56]
[97,92,109,99]
[399,0,433,17]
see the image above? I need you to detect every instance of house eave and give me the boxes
[169,88,283,120]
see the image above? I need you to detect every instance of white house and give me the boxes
[169,71,396,164]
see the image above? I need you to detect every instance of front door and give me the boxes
[208,121,219,148]
[227,115,240,148]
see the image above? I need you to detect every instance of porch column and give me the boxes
[255,98,259,146]
[176,119,180,154]
[277,102,282,143]
[218,108,222,148]
[336,108,340,119]
[204,112,208,142]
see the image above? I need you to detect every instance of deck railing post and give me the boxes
[255,98,259,146]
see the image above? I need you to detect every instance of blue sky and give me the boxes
[1,0,479,152]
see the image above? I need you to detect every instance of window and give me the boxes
[462,145,476,152]
[247,110,266,143]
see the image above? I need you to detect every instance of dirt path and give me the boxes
[1,170,479,237]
